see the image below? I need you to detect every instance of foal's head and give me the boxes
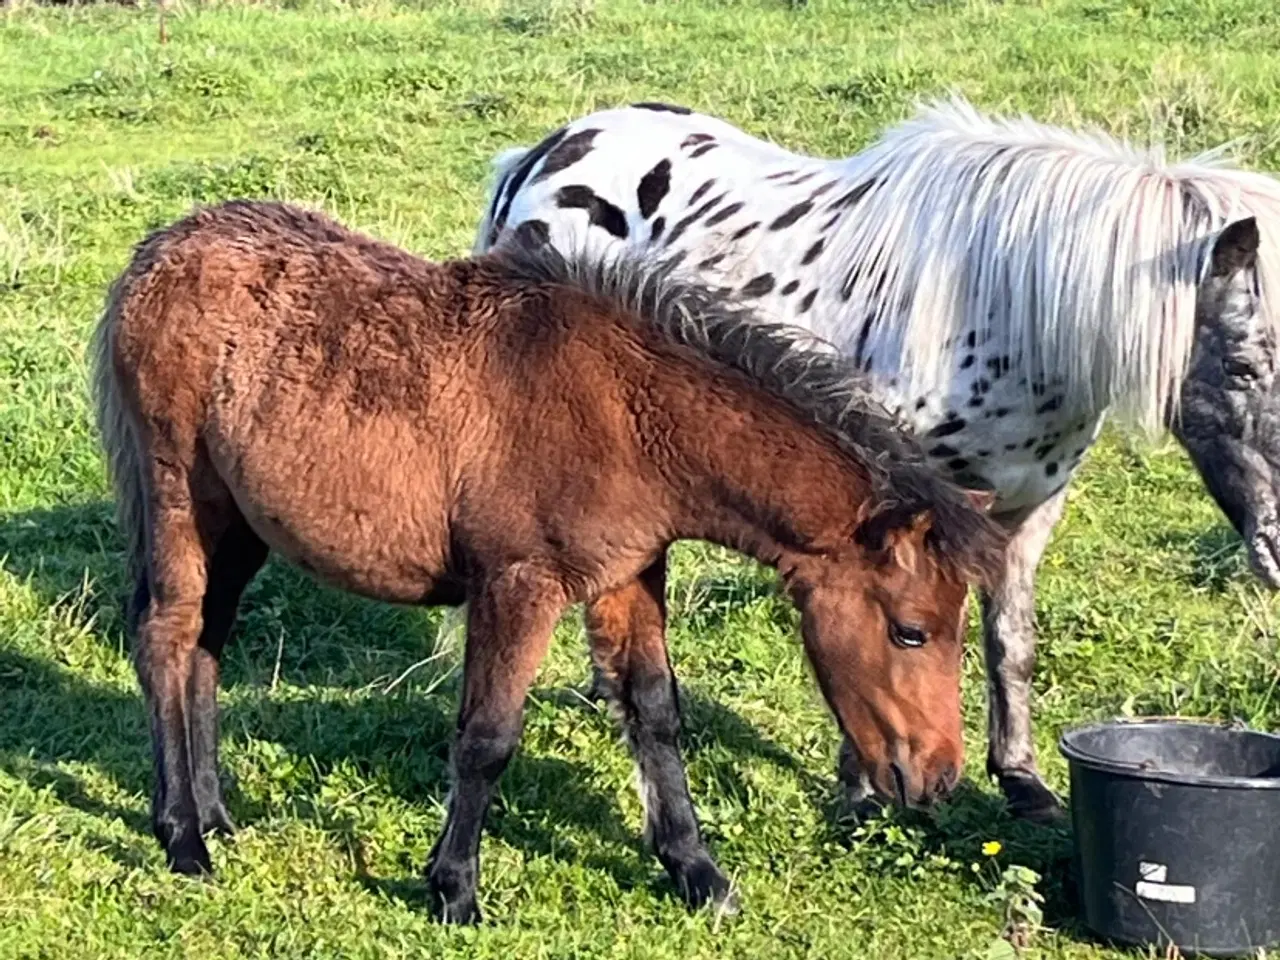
[783,488,1001,809]
[489,238,1008,806]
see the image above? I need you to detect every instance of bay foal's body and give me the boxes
[93,201,1003,922]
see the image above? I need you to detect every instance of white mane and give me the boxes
[830,95,1280,430]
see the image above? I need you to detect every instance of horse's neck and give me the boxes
[658,380,869,563]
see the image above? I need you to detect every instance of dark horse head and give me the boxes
[1174,217,1280,586]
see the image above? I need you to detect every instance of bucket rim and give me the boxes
[1058,718,1280,790]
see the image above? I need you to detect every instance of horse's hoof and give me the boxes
[199,801,238,838]
[675,856,736,913]
[432,891,482,926]
[160,819,213,875]
[999,773,1066,824]
[428,865,481,925]
[709,886,741,919]
[582,671,612,704]
[834,781,886,822]
[167,839,213,876]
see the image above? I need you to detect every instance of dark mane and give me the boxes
[489,241,1006,583]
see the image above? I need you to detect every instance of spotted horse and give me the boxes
[474,95,1280,823]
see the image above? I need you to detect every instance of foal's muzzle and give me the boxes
[882,753,961,809]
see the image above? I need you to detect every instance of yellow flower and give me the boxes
[982,841,1002,857]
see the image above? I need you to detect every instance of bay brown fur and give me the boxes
[91,200,1006,922]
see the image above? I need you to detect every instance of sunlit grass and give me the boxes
[2,1,1278,956]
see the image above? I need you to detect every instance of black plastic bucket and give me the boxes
[1060,718,1280,957]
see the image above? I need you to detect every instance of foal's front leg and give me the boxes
[427,566,564,925]
[586,556,737,913]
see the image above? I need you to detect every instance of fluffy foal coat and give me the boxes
[92,200,1005,922]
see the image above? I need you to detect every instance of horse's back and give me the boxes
[107,203,671,603]
[108,201,481,603]
[489,106,838,288]
[479,106,1117,514]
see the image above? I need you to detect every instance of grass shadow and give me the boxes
[0,502,461,689]
[1150,524,1251,593]
[0,501,817,909]
[0,644,646,885]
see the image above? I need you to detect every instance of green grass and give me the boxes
[2,0,1279,956]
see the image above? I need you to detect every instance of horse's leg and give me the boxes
[983,486,1068,823]
[190,512,268,836]
[586,554,736,913]
[426,565,565,925]
[134,479,215,874]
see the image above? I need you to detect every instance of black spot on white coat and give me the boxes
[665,193,726,245]
[741,273,776,297]
[928,417,967,439]
[534,128,602,183]
[770,200,813,230]
[511,219,550,248]
[637,159,671,219]
[632,102,692,114]
[689,179,716,205]
[489,126,568,242]
[555,185,629,239]
[704,202,744,228]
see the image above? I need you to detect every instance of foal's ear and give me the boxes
[963,488,997,513]
[883,508,934,575]
[1210,217,1260,277]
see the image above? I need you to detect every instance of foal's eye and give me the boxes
[889,622,927,649]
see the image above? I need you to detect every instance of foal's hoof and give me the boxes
[675,857,738,916]
[582,670,612,705]
[166,836,214,876]
[158,817,213,876]
[431,890,482,926]
[199,802,238,838]
[427,867,482,925]
[999,772,1066,825]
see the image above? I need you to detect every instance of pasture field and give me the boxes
[2,0,1280,956]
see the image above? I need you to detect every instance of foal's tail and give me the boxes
[89,271,147,590]
[472,145,533,254]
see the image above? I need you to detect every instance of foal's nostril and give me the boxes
[889,761,909,807]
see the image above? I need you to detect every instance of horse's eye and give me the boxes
[1223,358,1257,381]
[889,622,927,649]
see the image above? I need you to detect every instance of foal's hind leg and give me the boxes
[190,513,268,836]
[133,512,267,841]
[427,565,566,925]
[586,556,737,914]
[133,484,216,874]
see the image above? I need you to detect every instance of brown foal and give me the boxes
[91,200,1005,922]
